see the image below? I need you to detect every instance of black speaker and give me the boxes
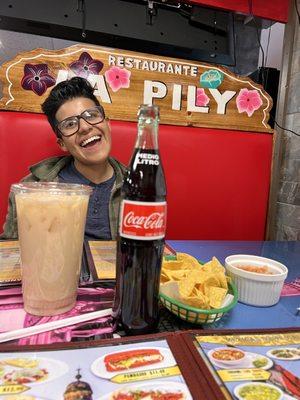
[249,67,280,128]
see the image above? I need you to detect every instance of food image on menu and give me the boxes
[0,356,69,386]
[111,388,185,400]
[3,367,49,384]
[211,348,246,363]
[1,396,45,400]
[267,347,300,360]
[104,349,164,372]
[252,357,269,368]
[91,347,176,380]
[207,347,273,370]
[97,381,192,400]
[234,382,283,400]
[2,358,39,368]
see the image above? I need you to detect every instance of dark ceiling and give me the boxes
[0,0,240,65]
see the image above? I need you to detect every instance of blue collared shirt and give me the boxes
[58,161,115,240]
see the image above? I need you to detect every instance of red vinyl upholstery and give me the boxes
[0,110,273,239]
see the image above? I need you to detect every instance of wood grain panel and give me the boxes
[0,44,273,133]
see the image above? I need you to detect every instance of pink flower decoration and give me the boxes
[196,88,210,107]
[105,66,131,92]
[236,88,263,117]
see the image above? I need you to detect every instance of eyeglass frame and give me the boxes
[55,105,106,137]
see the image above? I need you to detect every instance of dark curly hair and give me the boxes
[41,76,101,137]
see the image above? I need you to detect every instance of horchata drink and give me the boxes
[12,182,92,316]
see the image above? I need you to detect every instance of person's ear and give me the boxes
[57,137,68,152]
[105,117,111,129]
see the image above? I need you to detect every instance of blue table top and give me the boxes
[167,241,300,330]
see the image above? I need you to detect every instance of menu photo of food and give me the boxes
[0,240,21,286]
[267,348,300,361]
[194,333,300,400]
[0,396,49,400]
[96,381,192,400]
[233,381,285,400]
[91,346,177,380]
[0,339,193,400]
[207,347,273,370]
[0,357,69,386]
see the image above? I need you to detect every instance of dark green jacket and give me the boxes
[1,155,126,240]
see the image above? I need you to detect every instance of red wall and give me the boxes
[0,111,273,240]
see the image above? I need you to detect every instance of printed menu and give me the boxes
[0,240,132,287]
[0,240,94,288]
[0,240,177,286]
[85,240,176,282]
[0,241,21,286]
[0,329,299,399]
[0,337,193,399]
[184,330,300,400]
[85,241,117,282]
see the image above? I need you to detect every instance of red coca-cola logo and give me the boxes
[120,200,167,240]
[124,211,164,230]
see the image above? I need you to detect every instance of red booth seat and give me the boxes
[0,111,273,239]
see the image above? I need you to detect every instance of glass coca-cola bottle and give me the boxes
[112,104,167,335]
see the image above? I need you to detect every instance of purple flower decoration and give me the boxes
[69,52,103,78]
[21,64,56,96]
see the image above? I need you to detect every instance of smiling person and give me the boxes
[1,77,126,240]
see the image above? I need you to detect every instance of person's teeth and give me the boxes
[81,135,100,147]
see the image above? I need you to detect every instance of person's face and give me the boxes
[56,97,112,167]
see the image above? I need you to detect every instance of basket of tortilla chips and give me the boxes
[159,253,238,324]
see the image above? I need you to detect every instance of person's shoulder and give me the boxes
[31,155,71,169]
[109,157,127,175]
[29,155,72,180]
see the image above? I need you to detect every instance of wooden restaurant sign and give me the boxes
[0,44,273,133]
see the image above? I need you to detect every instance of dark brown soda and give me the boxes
[113,148,166,335]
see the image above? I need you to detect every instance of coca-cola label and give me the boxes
[119,200,167,240]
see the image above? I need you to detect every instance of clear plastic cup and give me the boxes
[11,182,92,316]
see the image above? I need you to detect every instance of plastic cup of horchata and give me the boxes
[11,182,92,316]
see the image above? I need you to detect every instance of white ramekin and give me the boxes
[225,254,288,307]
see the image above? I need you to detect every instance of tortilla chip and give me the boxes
[165,269,188,281]
[211,256,226,272]
[176,253,200,269]
[163,260,185,270]
[160,271,170,284]
[203,275,221,290]
[201,257,225,274]
[207,286,227,308]
[215,272,228,289]
[181,292,210,309]
[178,276,197,298]
[160,253,229,313]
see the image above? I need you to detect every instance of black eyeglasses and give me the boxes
[56,106,105,137]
